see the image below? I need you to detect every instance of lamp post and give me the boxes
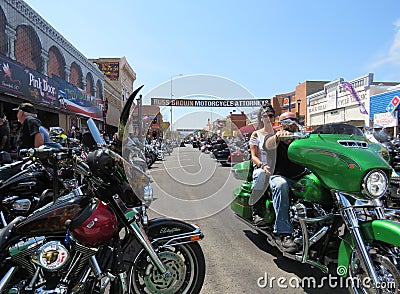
[170,74,183,138]
[137,94,143,143]
[297,99,301,121]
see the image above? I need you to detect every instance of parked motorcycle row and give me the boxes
[365,127,400,208]
[144,139,175,168]
[0,89,205,293]
[4,86,400,293]
[188,136,251,166]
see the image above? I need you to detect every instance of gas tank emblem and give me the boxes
[86,218,98,229]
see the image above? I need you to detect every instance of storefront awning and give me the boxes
[239,123,257,134]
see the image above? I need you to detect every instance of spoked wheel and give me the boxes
[128,242,205,294]
[348,248,400,294]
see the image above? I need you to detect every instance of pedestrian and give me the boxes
[13,103,44,149]
[72,126,82,142]
[0,113,10,152]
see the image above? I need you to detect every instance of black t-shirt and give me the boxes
[0,124,10,151]
[18,116,42,149]
[264,134,306,179]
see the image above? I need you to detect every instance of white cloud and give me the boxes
[372,18,400,68]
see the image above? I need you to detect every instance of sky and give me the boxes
[23,0,400,129]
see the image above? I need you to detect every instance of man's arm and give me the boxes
[0,135,7,150]
[34,132,44,148]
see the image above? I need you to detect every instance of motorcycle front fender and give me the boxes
[146,218,204,243]
[337,219,400,277]
[122,217,204,262]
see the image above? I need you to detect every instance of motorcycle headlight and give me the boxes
[362,169,388,198]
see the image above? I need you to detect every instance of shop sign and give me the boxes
[308,102,327,114]
[0,53,102,119]
[374,112,398,128]
[96,62,119,80]
[386,95,400,113]
[0,54,58,106]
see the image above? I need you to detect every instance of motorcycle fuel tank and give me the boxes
[15,194,87,235]
[71,200,118,247]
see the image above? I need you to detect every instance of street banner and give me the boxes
[151,98,269,107]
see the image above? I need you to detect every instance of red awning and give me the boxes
[239,124,256,134]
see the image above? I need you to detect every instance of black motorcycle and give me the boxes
[0,118,206,293]
[0,149,75,227]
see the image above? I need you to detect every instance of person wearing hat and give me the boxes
[13,103,44,149]
[0,113,10,152]
[263,111,307,253]
[249,103,276,227]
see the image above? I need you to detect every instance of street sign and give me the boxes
[386,95,400,113]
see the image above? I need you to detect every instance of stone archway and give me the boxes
[48,45,66,79]
[15,24,42,71]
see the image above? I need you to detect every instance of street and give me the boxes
[147,146,348,294]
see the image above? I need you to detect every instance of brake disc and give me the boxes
[144,251,186,293]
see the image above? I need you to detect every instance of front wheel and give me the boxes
[348,247,400,294]
[128,242,205,294]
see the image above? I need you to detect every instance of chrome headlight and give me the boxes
[143,184,153,204]
[362,169,388,198]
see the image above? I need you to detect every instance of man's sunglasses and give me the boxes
[279,118,298,123]
[262,114,275,118]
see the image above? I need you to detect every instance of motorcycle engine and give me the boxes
[31,241,70,271]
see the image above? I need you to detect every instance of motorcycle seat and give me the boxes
[0,216,24,246]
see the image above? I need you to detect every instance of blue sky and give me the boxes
[24,0,400,127]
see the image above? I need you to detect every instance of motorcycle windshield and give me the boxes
[87,118,106,146]
[312,123,364,136]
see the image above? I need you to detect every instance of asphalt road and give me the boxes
[147,146,348,294]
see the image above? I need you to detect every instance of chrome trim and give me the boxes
[25,266,41,291]
[297,214,334,273]
[334,191,380,285]
[0,267,17,292]
[151,226,203,248]
[361,169,388,199]
[337,140,368,148]
[0,211,7,226]
[130,220,170,277]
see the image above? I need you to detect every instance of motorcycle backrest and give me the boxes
[0,151,12,164]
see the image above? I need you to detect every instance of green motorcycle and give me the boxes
[231,123,400,293]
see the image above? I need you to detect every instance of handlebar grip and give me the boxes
[279,132,310,139]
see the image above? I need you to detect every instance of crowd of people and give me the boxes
[0,103,114,155]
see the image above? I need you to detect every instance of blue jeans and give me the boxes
[269,175,296,234]
[250,168,269,208]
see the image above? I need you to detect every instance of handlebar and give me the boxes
[19,147,76,160]
[279,132,311,140]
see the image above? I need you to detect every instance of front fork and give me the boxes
[335,192,383,286]
[127,205,170,279]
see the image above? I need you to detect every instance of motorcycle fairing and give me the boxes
[288,134,392,194]
[337,219,400,277]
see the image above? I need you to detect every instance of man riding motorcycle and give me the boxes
[263,111,307,253]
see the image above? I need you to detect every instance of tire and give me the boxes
[348,247,400,294]
[128,242,206,294]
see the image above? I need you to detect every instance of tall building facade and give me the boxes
[0,0,106,133]
[90,57,136,136]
